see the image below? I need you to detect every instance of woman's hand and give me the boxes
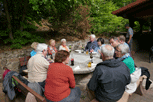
[90,49,94,52]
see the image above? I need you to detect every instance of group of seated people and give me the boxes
[86,34,142,102]
[30,38,70,57]
[27,39,81,102]
[2,34,146,102]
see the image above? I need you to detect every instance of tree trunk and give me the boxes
[20,0,28,31]
[3,0,13,40]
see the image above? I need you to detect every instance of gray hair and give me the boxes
[101,44,115,57]
[61,39,66,43]
[117,44,129,54]
[90,34,96,39]
[36,43,48,53]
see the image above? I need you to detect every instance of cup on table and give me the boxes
[88,62,91,67]
[86,50,89,55]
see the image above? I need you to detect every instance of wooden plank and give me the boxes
[12,76,46,102]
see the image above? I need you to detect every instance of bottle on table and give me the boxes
[71,53,74,66]
[90,52,93,63]
[82,47,84,53]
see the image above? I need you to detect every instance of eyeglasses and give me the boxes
[115,49,122,52]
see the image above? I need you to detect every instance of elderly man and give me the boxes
[87,44,131,102]
[125,24,133,50]
[109,36,120,59]
[27,43,50,83]
[85,34,98,52]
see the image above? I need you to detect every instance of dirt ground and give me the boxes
[134,50,153,80]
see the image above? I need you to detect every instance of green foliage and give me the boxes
[133,21,140,32]
[0,30,8,37]
[89,0,127,35]
[107,0,137,8]
[1,0,150,49]
[2,30,45,49]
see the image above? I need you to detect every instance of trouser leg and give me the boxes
[86,86,95,100]
[128,38,132,51]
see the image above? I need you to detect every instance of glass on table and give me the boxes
[88,62,91,67]
[86,50,89,55]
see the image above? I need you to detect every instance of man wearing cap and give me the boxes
[27,43,50,83]
[125,24,133,50]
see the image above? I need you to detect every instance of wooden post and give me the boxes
[129,19,134,28]
[3,0,13,40]
[151,19,153,35]
[139,20,143,34]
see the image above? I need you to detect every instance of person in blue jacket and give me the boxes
[30,42,38,57]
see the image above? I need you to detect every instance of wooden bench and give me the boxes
[89,75,147,102]
[5,75,46,102]
[117,75,147,102]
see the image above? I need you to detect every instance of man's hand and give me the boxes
[127,40,130,44]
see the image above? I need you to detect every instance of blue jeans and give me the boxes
[126,38,132,50]
[46,87,81,102]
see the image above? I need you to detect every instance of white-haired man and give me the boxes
[87,44,131,102]
[85,34,98,52]
[27,43,50,83]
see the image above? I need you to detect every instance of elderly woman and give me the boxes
[115,44,142,94]
[115,44,135,74]
[45,50,81,102]
[59,39,70,52]
[48,39,57,57]
[30,42,38,57]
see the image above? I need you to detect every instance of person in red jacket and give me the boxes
[45,50,81,102]
[2,66,11,80]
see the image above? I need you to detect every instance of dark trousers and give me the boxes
[126,38,133,50]
[46,87,81,102]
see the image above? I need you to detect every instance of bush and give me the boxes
[49,5,91,39]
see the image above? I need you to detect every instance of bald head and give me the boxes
[101,44,115,58]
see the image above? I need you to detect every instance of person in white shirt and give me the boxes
[27,43,50,83]
[59,39,70,52]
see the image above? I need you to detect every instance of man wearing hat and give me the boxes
[125,24,133,50]
[27,43,50,83]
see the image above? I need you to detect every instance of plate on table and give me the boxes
[75,50,82,53]
[91,52,97,55]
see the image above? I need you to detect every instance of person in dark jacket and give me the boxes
[87,44,131,102]
[85,34,98,52]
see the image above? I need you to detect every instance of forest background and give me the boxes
[0,0,150,49]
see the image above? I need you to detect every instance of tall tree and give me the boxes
[3,0,13,40]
